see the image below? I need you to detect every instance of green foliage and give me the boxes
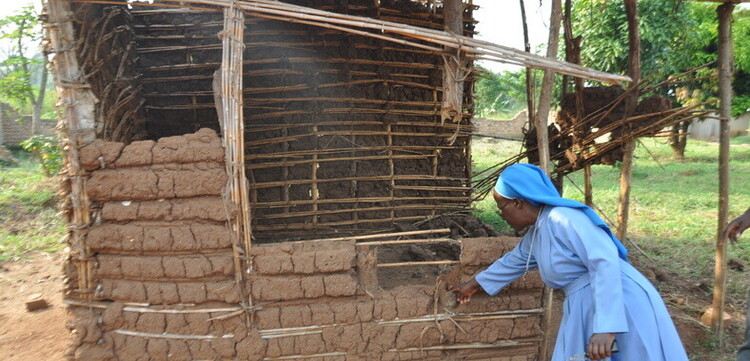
[0,155,63,261]
[0,4,50,115]
[733,70,750,117]
[19,135,62,177]
[570,1,750,106]
[734,9,750,74]
[733,94,750,117]
[474,67,528,119]
[573,0,703,80]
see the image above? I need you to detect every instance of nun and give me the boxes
[452,163,688,361]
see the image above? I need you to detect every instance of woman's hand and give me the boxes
[586,333,616,360]
[724,208,750,243]
[450,278,482,305]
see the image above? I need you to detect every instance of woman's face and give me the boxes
[492,190,532,231]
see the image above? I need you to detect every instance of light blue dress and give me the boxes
[476,206,689,361]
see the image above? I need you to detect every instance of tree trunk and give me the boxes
[31,55,49,136]
[711,1,734,342]
[616,0,641,242]
[668,121,690,160]
[534,0,563,173]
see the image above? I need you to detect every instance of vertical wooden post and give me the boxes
[519,0,536,146]
[584,164,593,206]
[536,2,563,359]
[616,0,640,242]
[46,0,98,300]
[535,0,562,173]
[441,0,465,125]
[216,4,253,319]
[712,1,734,342]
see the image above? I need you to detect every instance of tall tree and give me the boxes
[571,0,750,158]
[0,5,48,135]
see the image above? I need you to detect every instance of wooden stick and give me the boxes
[376,260,460,268]
[253,201,462,220]
[387,340,538,352]
[142,57,441,73]
[357,238,458,246]
[250,174,468,189]
[243,120,472,132]
[377,309,545,325]
[244,145,466,160]
[311,124,319,227]
[113,329,234,340]
[292,228,450,243]
[245,153,433,170]
[261,352,347,360]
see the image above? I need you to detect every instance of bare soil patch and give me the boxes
[0,252,68,361]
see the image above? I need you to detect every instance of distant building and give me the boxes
[687,112,750,141]
[0,102,56,147]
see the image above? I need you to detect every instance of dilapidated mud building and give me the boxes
[44,0,629,359]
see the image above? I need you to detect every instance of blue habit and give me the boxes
[495,163,629,261]
[476,206,689,361]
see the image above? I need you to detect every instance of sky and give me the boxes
[472,0,553,73]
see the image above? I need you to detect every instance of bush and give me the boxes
[19,135,62,177]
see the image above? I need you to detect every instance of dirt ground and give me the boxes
[0,252,68,361]
[0,250,745,360]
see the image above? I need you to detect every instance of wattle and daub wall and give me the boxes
[58,1,545,360]
[74,0,477,241]
[68,129,545,360]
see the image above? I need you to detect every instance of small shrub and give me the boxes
[19,135,62,177]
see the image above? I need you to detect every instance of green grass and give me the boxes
[471,136,750,300]
[0,153,65,261]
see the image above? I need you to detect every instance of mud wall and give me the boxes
[65,129,544,360]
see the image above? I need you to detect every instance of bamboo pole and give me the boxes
[253,215,444,231]
[290,228,450,243]
[261,352,347,360]
[243,120,474,132]
[357,238,458,246]
[244,146,465,161]
[387,340,538,352]
[132,0,631,84]
[311,124,319,227]
[711,1,734,342]
[616,0,641,242]
[244,130,470,147]
[250,175,469,189]
[216,4,254,323]
[254,196,473,209]
[387,123,396,221]
[47,0,99,301]
[376,260,460,268]
[141,57,439,73]
[114,329,234,340]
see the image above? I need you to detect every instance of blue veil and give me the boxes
[495,163,629,261]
